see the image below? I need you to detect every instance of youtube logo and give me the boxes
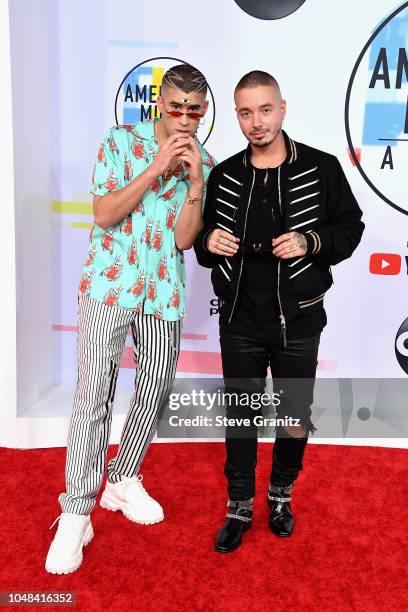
[369,253,402,275]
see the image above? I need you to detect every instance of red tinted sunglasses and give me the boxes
[162,100,203,120]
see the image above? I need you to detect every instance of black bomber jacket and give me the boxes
[193,131,365,345]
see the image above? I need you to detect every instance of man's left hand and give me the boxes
[178,136,204,188]
[272,231,307,258]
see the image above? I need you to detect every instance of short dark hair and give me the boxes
[235,70,281,96]
[162,64,208,95]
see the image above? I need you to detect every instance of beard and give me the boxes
[249,127,282,148]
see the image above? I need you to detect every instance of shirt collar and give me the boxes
[243,129,298,168]
[135,118,159,145]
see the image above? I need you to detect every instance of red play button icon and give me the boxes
[369,253,401,275]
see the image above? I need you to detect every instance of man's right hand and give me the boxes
[152,133,191,177]
[207,229,240,256]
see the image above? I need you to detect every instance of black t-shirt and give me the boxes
[243,165,281,245]
[219,165,327,340]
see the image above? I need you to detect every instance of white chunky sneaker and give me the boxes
[45,513,94,574]
[100,474,164,524]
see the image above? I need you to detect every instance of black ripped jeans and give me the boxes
[219,327,320,501]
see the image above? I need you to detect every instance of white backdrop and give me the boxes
[2,0,408,448]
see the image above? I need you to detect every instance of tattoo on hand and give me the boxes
[294,232,307,251]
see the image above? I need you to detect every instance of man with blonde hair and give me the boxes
[46,64,215,573]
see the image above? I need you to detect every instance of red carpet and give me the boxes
[0,442,407,611]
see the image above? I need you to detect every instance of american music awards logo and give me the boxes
[114,57,215,146]
[346,2,408,216]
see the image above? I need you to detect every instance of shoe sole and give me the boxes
[215,542,242,553]
[269,526,294,538]
[45,525,94,575]
[100,494,164,525]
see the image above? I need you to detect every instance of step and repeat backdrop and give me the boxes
[39,0,408,437]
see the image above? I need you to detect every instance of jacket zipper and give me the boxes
[276,165,287,347]
[278,162,283,217]
[227,169,256,324]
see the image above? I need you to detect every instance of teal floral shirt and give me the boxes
[80,119,216,320]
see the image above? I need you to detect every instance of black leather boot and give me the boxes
[267,483,294,537]
[215,499,253,553]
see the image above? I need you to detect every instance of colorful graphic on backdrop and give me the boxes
[395,317,408,374]
[234,0,306,20]
[346,2,408,215]
[114,57,215,146]
[369,252,402,275]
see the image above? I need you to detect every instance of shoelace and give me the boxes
[49,515,62,530]
[120,474,149,497]
[48,514,86,535]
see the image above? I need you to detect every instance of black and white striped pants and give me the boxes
[58,295,181,515]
